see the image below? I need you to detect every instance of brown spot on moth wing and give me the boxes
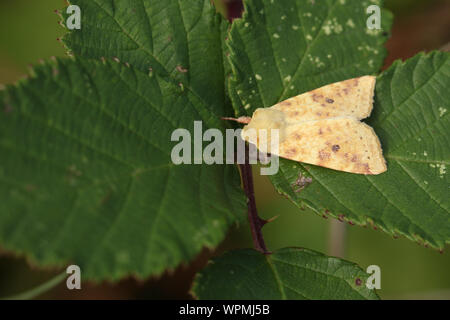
[272,76,376,123]
[276,117,387,175]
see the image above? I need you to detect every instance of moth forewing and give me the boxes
[271,75,377,122]
[279,118,387,175]
[240,76,387,175]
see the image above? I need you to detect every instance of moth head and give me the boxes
[241,108,286,153]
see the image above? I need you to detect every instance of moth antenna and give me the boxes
[221,116,251,124]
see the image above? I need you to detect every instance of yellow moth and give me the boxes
[235,76,387,175]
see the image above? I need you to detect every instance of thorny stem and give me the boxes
[238,144,270,254]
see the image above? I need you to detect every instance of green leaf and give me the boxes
[226,0,449,248]
[62,0,234,116]
[227,0,392,115]
[0,57,246,280]
[193,248,379,300]
[270,51,450,249]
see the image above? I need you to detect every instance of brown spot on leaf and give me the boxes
[25,184,36,192]
[351,155,358,162]
[326,98,334,104]
[332,145,340,152]
[3,104,12,114]
[176,65,188,73]
[100,191,113,206]
[355,278,362,286]
[292,172,313,193]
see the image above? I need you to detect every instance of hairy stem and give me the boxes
[239,144,270,254]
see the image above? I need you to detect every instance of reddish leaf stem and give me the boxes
[238,145,270,254]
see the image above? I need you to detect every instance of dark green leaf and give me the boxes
[193,248,379,300]
[0,58,246,280]
[226,0,449,248]
[62,0,234,116]
[270,51,450,249]
[227,0,392,115]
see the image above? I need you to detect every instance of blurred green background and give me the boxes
[0,0,449,300]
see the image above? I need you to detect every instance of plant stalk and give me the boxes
[238,144,270,254]
[2,271,66,300]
